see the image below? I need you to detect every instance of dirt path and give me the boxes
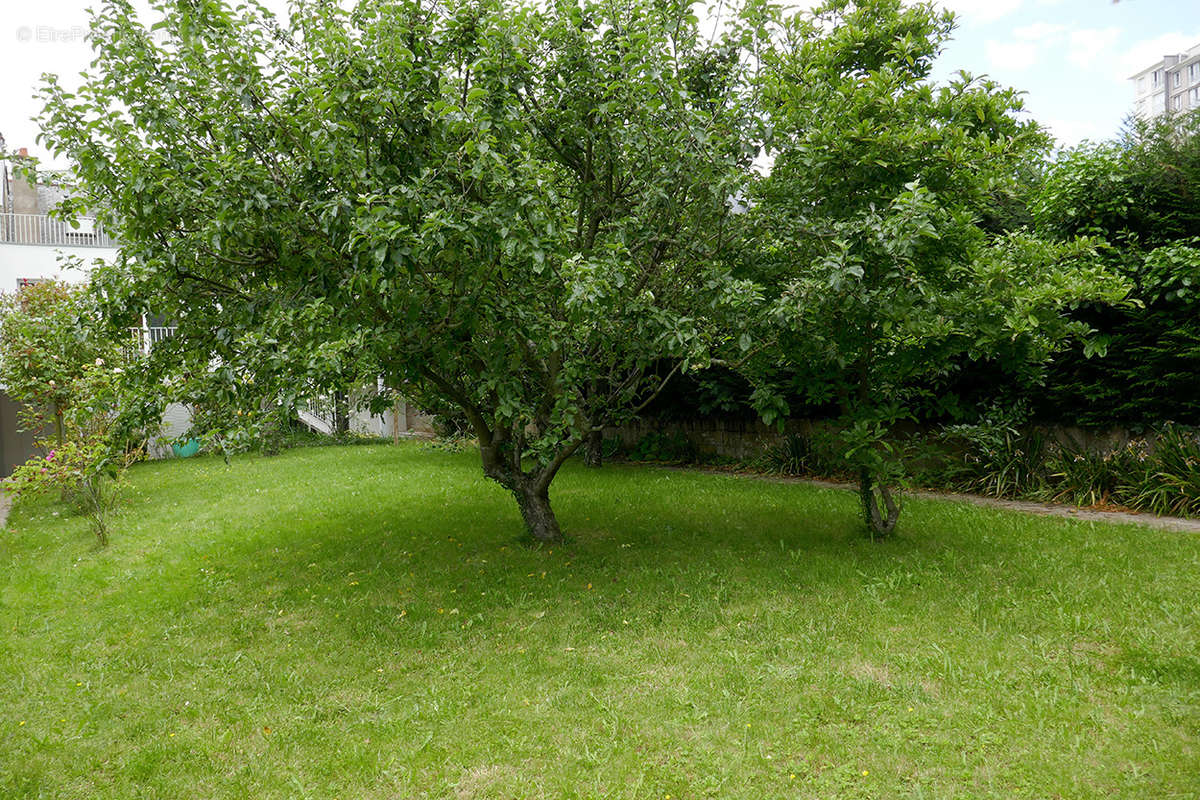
[662,465,1200,534]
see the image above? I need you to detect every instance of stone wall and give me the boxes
[604,417,803,461]
[606,417,1154,463]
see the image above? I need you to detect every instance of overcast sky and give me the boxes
[2,0,1197,167]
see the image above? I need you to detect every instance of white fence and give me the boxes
[0,212,117,248]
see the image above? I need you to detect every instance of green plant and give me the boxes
[1042,439,1128,508]
[0,280,115,444]
[41,0,761,543]
[421,435,477,455]
[1034,112,1200,428]
[939,412,1050,499]
[600,435,624,460]
[732,0,1128,537]
[3,362,140,546]
[758,429,849,479]
[1122,425,1200,517]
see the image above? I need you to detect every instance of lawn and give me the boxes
[1,443,1198,798]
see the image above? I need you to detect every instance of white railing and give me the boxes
[0,212,116,248]
[300,394,338,434]
[127,326,177,355]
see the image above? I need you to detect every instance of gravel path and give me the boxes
[665,466,1200,534]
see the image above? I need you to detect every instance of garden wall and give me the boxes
[606,417,1138,462]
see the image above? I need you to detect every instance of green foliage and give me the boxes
[3,361,140,546]
[189,402,295,459]
[757,429,847,479]
[936,407,1051,498]
[1119,425,1200,517]
[1043,440,1127,508]
[0,281,115,442]
[1034,111,1200,426]
[0,281,141,545]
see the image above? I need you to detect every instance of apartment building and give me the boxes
[1131,41,1200,119]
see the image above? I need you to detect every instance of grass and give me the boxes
[1,442,1198,799]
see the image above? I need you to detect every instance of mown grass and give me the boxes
[1,442,1198,798]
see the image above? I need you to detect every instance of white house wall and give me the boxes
[0,243,117,290]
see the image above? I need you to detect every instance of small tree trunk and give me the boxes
[514,482,563,543]
[54,405,65,446]
[583,428,603,468]
[859,468,900,540]
[478,439,569,544]
[333,391,350,434]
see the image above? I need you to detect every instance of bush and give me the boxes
[4,362,141,546]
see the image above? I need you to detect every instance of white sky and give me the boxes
[1,0,1196,166]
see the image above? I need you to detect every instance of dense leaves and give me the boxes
[1034,112,1200,427]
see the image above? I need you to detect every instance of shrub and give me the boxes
[4,362,141,546]
[1043,439,1129,507]
[757,429,848,479]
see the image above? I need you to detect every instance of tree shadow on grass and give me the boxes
[134,451,1128,659]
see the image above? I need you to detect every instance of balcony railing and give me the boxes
[127,326,178,356]
[0,212,117,248]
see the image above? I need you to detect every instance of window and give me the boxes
[1191,63,1199,81]
[1192,87,1200,103]
[1154,69,1162,86]
[1174,95,1182,110]
[1174,71,1183,87]
[1139,76,1148,93]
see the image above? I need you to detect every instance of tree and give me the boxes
[731,0,1128,537]
[38,0,757,542]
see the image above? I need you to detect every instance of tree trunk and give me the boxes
[477,438,571,544]
[583,428,603,468]
[859,468,900,540]
[514,482,563,543]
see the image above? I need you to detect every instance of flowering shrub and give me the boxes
[1,282,143,546]
[5,361,142,546]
